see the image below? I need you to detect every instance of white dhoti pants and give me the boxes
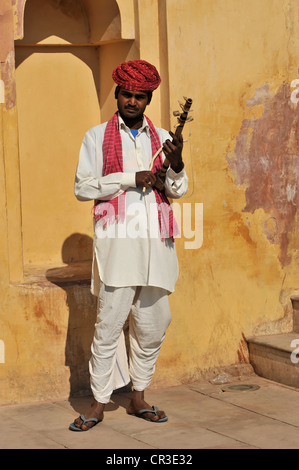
[89,283,172,404]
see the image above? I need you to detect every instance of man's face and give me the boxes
[117,87,149,121]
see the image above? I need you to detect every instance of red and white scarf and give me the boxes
[93,113,179,240]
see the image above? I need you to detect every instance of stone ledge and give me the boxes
[21,261,92,287]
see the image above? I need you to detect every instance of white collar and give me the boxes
[118,113,150,137]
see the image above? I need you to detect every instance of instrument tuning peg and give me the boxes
[186,116,194,122]
[173,110,180,116]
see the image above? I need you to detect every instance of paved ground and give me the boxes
[1,374,299,452]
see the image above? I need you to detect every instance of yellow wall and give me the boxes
[154,0,299,385]
[1,0,299,404]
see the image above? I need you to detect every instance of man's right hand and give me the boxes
[135,171,156,189]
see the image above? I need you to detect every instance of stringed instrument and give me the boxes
[153,97,193,191]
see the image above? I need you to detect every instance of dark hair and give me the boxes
[114,86,152,104]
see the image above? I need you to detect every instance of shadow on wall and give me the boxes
[46,232,127,413]
[46,233,97,409]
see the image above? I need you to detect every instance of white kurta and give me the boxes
[74,113,188,295]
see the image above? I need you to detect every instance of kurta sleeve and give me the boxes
[74,127,136,202]
[164,166,189,199]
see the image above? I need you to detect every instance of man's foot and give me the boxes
[71,400,105,431]
[126,390,167,422]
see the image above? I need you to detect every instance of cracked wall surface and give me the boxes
[227,82,299,267]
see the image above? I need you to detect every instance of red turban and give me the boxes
[112,60,161,92]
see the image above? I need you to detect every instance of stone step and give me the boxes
[292,296,299,333]
[247,332,299,388]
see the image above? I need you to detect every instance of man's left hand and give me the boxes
[162,131,184,173]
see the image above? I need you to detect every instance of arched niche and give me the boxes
[14,0,135,43]
[14,0,137,269]
[15,0,90,45]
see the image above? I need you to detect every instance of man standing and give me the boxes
[70,60,188,431]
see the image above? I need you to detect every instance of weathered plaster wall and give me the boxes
[151,0,299,387]
[1,0,299,404]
